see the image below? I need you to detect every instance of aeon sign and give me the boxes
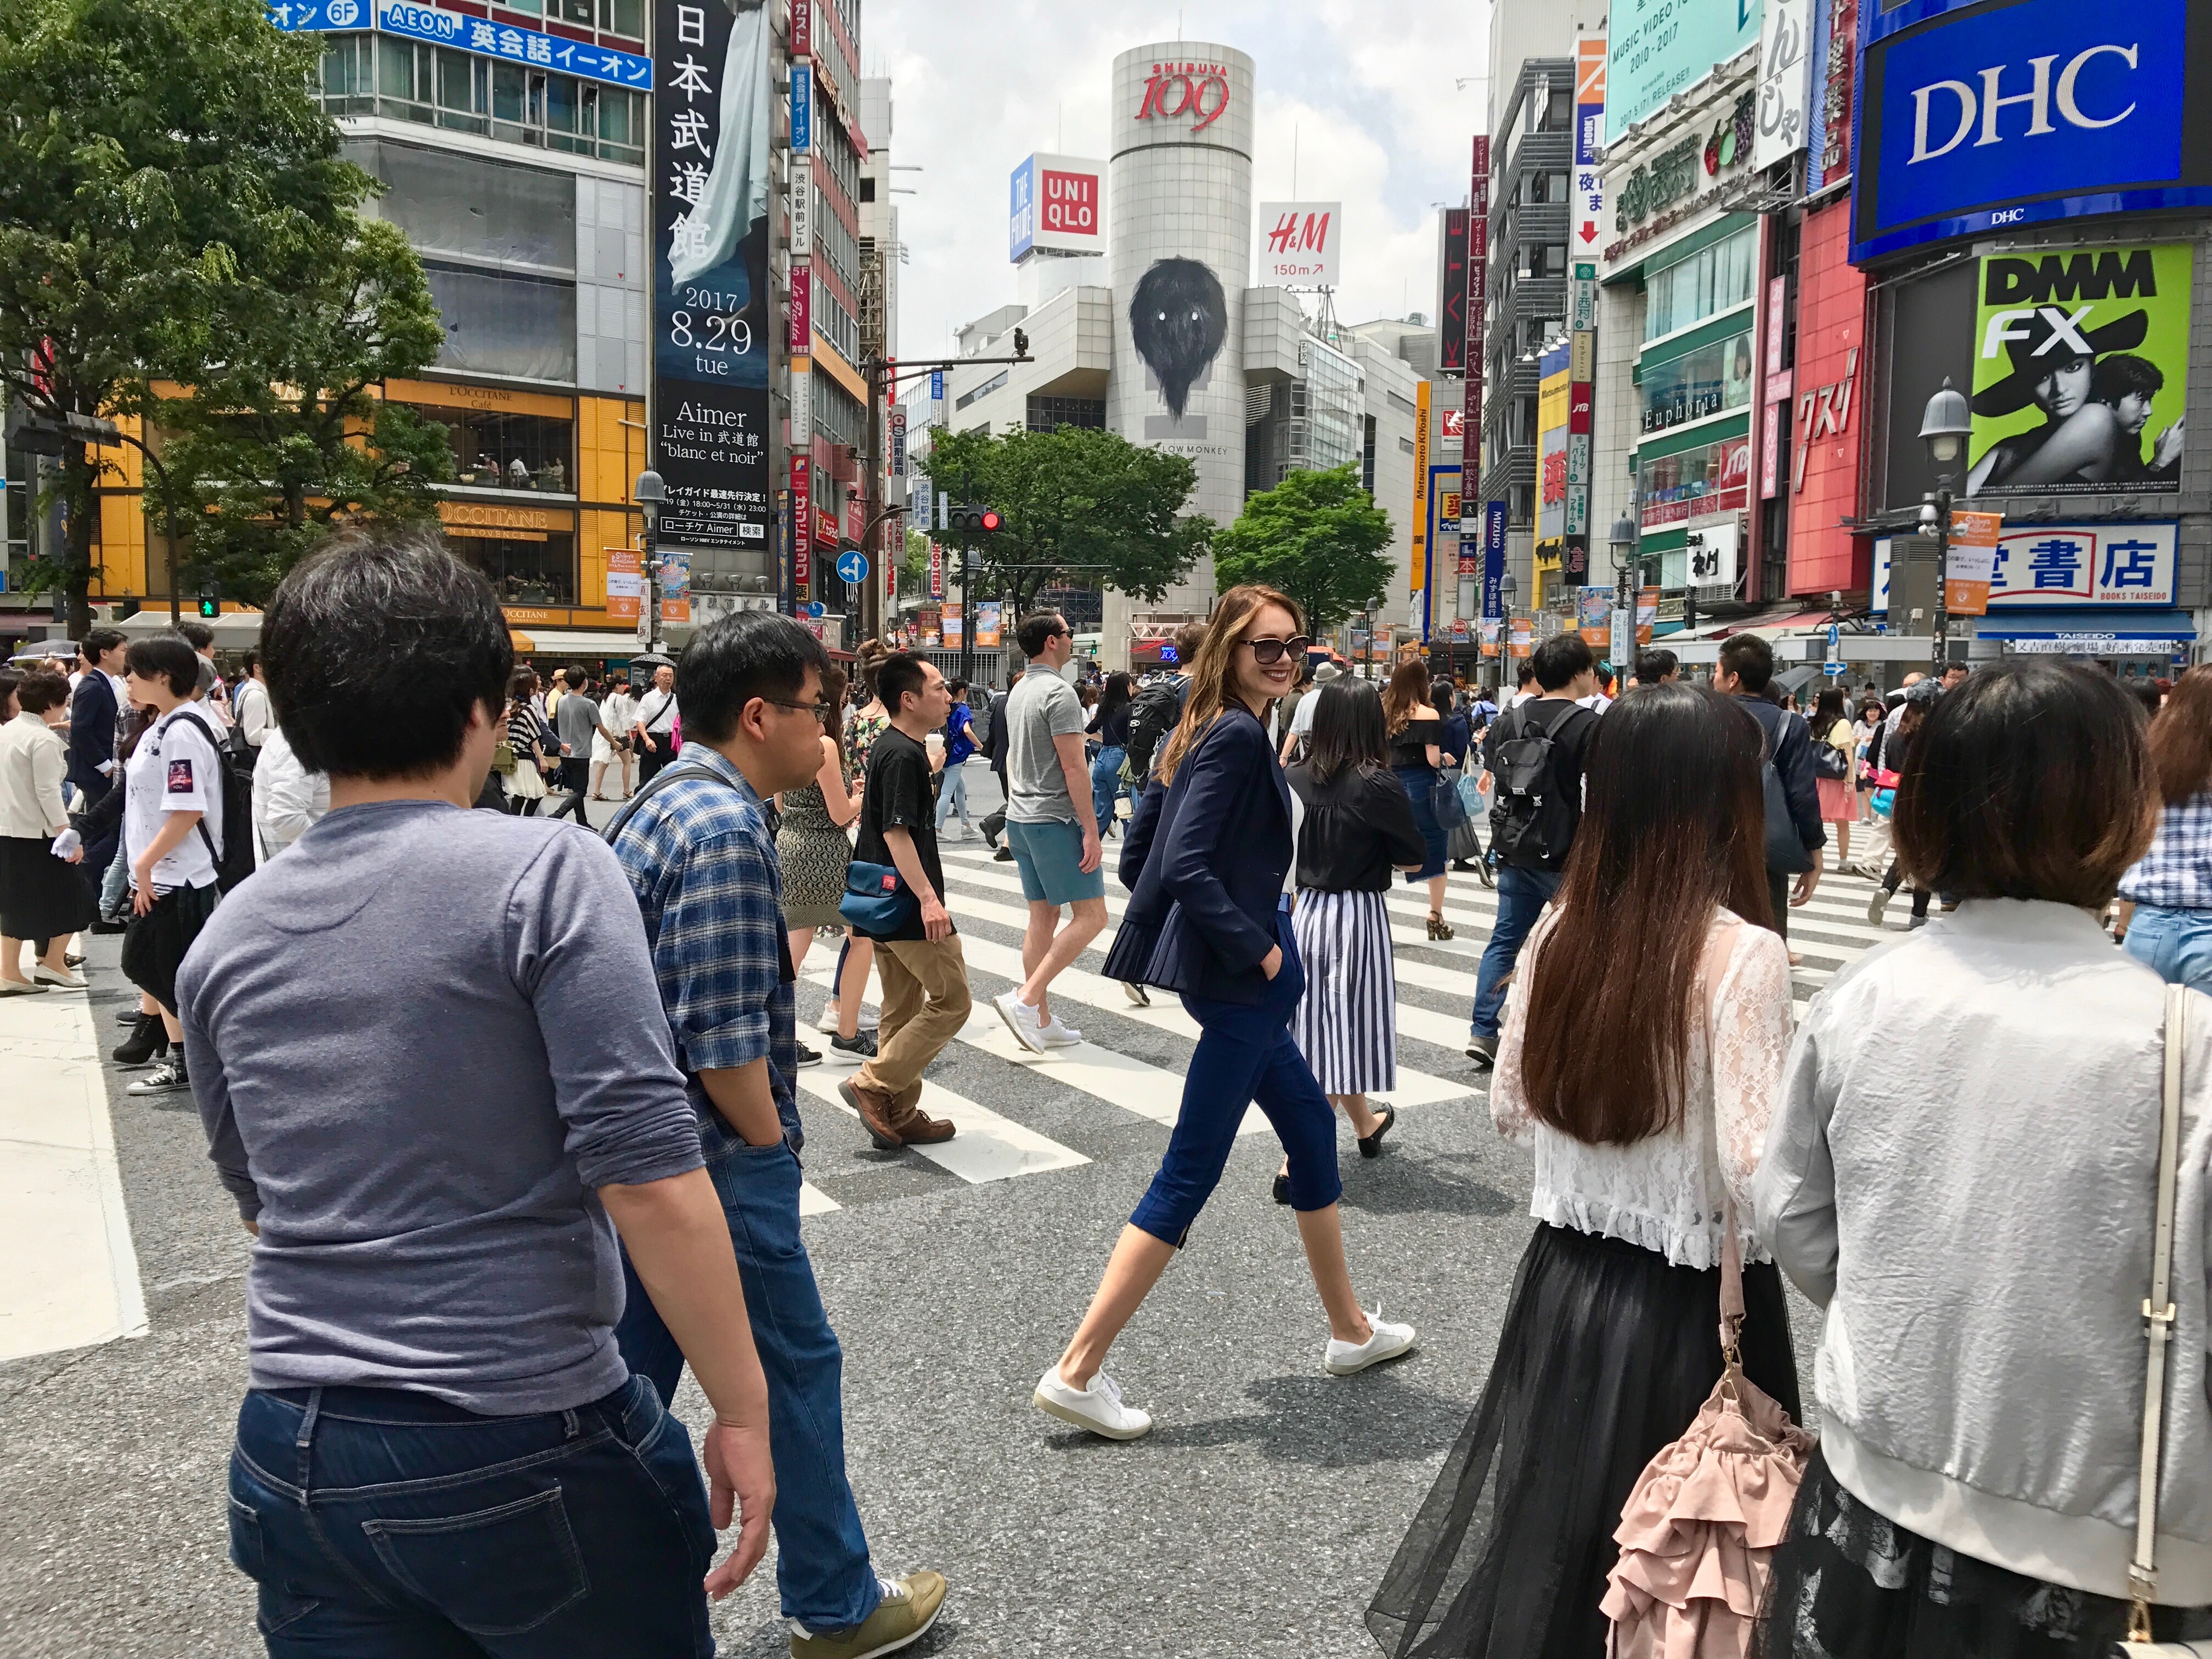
[1854,0,2212,263]
[1138,60,1231,132]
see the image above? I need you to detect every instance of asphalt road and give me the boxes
[0,765,1849,1658]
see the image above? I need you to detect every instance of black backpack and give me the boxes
[162,707,257,893]
[1486,699,1585,868]
[1126,678,1186,782]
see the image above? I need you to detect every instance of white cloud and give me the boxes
[865,1,1491,359]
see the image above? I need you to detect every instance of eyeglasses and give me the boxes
[763,697,837,725]
[1239,635,1312,666]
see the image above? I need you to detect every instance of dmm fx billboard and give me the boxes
[1608,0,1764,137]
[650,0,772,551]
[1853,0,2212,264]
[1009,154,1105,260]
[1966,242,2191,499]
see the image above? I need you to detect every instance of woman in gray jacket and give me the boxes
[1753,660,2212,1653]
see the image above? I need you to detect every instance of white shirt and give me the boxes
[125,706,226,891]
[1290,690,1324,738]
[636,685,680,735]
[251,726,328,865]
[1577,692,1613,714]
[234,676,273,748]
[600,691,637,737]
[1491,907,1795,1269]
[1509,689,1537,707]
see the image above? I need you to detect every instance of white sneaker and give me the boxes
[1120,980,1152,1008]
[992,990,1048,1054]
[817,1002,879,1034]
[1324,1308,1418,1375]
[1036,1016,1083,1048]
[1032,1364,1152,1440]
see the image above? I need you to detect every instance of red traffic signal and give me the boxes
[978,508,1002,532]
[949,503,1003,534]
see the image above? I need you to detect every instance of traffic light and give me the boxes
[196,580,220,620]
[945,503,1003,534]
[1012,328,1030,359]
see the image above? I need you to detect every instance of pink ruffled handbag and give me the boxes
[1601,1203,1815,1658]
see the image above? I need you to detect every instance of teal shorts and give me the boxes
[1005,817,1105,906]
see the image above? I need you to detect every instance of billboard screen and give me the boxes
[1536,340,1571,544]
[1607,0,1763,137]
[1852,0,2212,264]
[1438,208,1469,374]
[651,0,772,551]
[1010,153,1106,260]
[1965,242,2192,500]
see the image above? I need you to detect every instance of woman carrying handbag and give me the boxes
[1753,661,2212,1656]
[1033,584,1417,1443]
[1369,685,1803,1659]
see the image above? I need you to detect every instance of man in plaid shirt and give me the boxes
[608,611,947,1659]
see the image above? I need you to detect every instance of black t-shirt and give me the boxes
[854,726,950,941]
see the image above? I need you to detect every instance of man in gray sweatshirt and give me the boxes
[180,531,775,1654]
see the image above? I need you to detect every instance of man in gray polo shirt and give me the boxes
[180,532,774,1652]
[991,610,1106,1054]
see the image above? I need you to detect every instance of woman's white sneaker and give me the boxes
[1324,1310,1418,1375]
[1032,1365,1152,1440]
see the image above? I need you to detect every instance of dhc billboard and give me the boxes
[1853,0,2212,264]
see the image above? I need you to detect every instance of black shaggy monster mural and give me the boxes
[1128,257,1228,420]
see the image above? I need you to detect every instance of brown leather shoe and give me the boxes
[887,1094,957,1144]
[839,1080,903,1149]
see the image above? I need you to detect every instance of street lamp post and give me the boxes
[1608,512,1638,690]
[1917,377,1973,677]
[1498,569,1518,691]
[633,468,666,655]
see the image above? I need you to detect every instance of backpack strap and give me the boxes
[161,706,229,867]
[603,763,740,846]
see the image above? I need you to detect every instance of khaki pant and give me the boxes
[853,934,972,1101]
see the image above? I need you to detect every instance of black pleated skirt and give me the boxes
[1368,1221,1802,1659]
[0,835,93,944]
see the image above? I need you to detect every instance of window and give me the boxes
[1637,433,1751,527]
[1640,329,1754,435]
[408,402,577,492]
[322,34,642,165]
[1644,226,1757,341]
[955,370,1008,411]
[600,0,644,37]
[1026,396,1105,432]
[859,176,876,202]
[453,531,578,606]
[1398,435,1417,455]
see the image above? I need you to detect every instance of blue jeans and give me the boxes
[226,1376,714,1657]
[1130,905,1342,1245]
[935,758,970,830]
[100,833,130,919]
[614,1138,879,1634]
[1470,864,1562,1039]
[2125,903,2212,995]
[1091,744,1127,831]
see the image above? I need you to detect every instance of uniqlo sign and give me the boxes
[1040,170,1099,238]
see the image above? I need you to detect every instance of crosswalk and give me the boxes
[784,835,1905,1217]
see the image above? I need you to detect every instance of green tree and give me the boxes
[919,424,1210,613]
[159,215,449,605]
[0,0,435,626]
[1214,462,1395,635]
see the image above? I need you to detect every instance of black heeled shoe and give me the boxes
[1357,1104,1396,1159]
[1272,1171,1291,1205]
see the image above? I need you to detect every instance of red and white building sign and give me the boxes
[1137,60,1231,132]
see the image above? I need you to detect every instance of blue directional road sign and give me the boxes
[807,600,826,620]
[836,549,869,585]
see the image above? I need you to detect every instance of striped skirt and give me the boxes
[1288,888,1397,1097]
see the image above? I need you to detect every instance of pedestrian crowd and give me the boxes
[10,528,2209,1658]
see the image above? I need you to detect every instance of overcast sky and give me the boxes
[864,1,1493,363]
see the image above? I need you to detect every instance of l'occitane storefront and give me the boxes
[89,377,647,649]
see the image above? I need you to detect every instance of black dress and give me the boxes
[1389,718,1447,882]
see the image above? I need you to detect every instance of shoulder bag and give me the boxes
[839,860,919,935]
[1602,1198,1816,1655]
[2113,988,2211,1656]
[1431,762,1470,830]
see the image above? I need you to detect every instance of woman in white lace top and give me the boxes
[1369,683,1804,1659]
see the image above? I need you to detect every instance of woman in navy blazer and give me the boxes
[1032,585,1418,1442]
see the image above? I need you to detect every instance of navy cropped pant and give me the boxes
[1130,901,1344,1245]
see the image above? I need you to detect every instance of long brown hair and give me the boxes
[2149,665,2212,805]
[820,663,850,769]
[1381,656,1431,736]
[1154,584,1304,787]
[1516,685,1773,1146]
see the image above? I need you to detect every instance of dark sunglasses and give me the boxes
[1240,635,1312,666]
